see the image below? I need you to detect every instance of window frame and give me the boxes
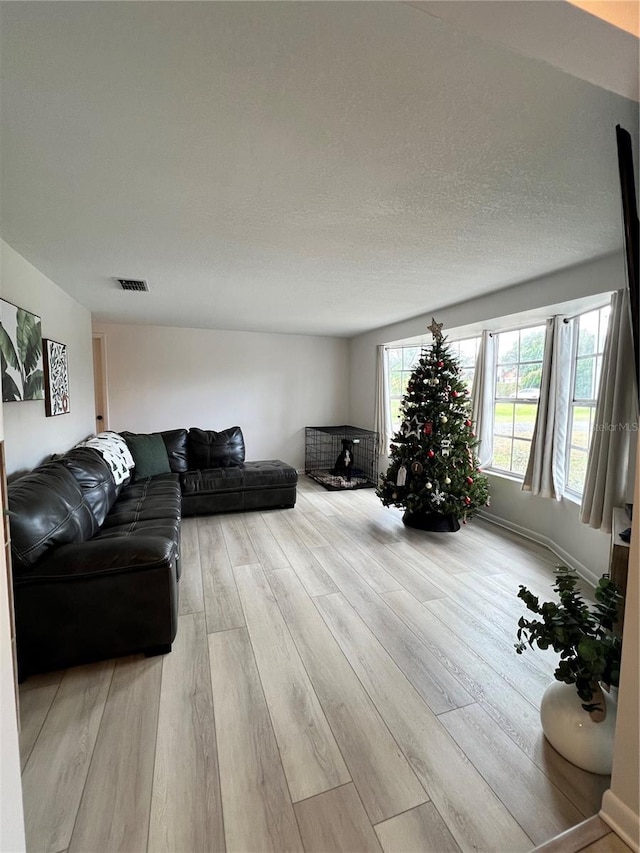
[564,303,611,499]
[386,344,422,434]
[489,323,546,479]
[386,336,480,434]
[448,337,481,397]
[384,304,613,495]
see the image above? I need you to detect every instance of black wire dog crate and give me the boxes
[305,425,378,490]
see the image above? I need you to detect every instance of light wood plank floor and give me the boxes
[19,476,612,853]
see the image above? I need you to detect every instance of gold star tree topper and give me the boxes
[428,317,444,341]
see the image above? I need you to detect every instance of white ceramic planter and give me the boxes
[540,681,617,775]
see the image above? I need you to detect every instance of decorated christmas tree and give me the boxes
[377,318,489,531]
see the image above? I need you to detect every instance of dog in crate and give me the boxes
[332,438,358,481]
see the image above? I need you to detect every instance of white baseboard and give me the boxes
[478,510,599,587]
[600,790,640,852]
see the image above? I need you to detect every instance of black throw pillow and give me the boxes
[188,426,245,469]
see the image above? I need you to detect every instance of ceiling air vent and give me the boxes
[114,278,149,292]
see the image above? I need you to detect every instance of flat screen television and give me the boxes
[615,124,639,402]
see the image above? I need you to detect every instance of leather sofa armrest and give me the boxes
[16,536,178,583]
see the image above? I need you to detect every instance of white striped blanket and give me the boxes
[78,431,134,485]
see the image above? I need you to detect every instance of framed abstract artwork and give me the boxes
[43,339,70,416]
[0,299,44,402]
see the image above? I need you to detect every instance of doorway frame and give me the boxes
[92,333,110,432]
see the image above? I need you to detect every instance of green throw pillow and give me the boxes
[125,433,171,481]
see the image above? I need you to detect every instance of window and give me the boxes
[449,337,480,392]
[387,337,480,433]
[387,346,421,432]
[492,325,546,476]
[565,305,610,495]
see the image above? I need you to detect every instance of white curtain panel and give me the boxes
[522,316,572,500]
[374,344,392,461]
[471,330,496,469]
[581,289,638,533]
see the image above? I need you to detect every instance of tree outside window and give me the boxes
[492,325,546,476]
[387,346,421,432]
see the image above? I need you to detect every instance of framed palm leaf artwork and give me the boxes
[0,299,44,402]
[43,339,70,416]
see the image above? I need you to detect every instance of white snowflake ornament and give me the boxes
[431,489,446,506]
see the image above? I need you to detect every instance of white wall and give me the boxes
[1,238,95,849]
[1,241,95,475]
[481,475,609,585]
[92,322,349,470]
[601,440,640,850]
[348,252,625,581]
[0,400,26,853]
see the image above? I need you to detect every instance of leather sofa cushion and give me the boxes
[117,473,181,499]
[162,429,188,473]
[188,426,245,469]
[9,463,97,571]
[58,447,118,528]
[94,518,181,543]
[121,430,188,474]
[101,474,181,529]
[181,460,297,495]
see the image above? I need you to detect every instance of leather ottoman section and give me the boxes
[181,491,243,516]
[180,460,297,516]
[181,461,297,494]
[13,536,178,678]
[243,484,297,510]
[181,485,297,516]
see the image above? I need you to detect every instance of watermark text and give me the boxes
[592,422,639,432]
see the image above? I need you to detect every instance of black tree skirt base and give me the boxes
[402,510,461,532]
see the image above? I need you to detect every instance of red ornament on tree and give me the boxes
[427,449,435,458]
[466,476,474,484]
[423,422,433,435]
[437,360,444,368]
[465,419,472,427]
[464,496,472,505]
[452,391,459,398]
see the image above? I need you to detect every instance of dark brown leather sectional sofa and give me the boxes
[8,427,297,679]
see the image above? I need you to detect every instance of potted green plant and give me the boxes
[515,565,622,774]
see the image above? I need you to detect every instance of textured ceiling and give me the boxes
[0,1,638,337]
